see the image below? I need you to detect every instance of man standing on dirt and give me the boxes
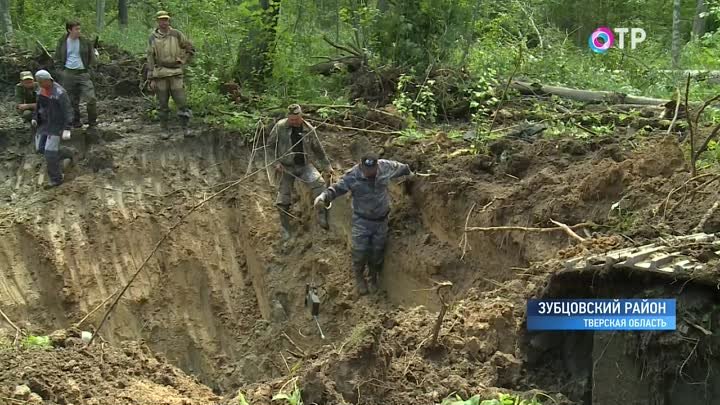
[146,10,195,139]
[314,153,413,295]
[54,20,98,129]
[268,104,334,241]
[32,70,74,188]
[16,71,38,125]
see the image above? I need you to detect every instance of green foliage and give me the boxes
[398,127,427,142]
[9,0,720,132]
[272,382,303,405]
[697,139,720,168]
[468,69,500,121]
[21,335,52,350]
[237,391,250,405]
[393,73,437,123]
[440,393,542,405]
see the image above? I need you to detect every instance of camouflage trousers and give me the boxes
[155,75,190,127]
[275,164,325,207]
[351,213,389,277]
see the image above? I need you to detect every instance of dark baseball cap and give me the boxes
[361,153,378,168]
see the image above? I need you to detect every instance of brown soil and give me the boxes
[0,329,219,405]
[1,95,719,405]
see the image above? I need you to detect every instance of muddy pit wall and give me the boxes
[0,136,261,391]
[1,131,543,392]
[265,173,536,312]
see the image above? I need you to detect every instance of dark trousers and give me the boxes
[35,132,72,185]
[61,70,97,125]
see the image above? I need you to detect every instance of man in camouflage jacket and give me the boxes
[146,10,195,138]
[314,153,413,295]
[268,104,334,241]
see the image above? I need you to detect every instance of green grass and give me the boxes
[272,378,304,405]
[237,391,250,405]
[21,335,52,350]
[440,393,543,405]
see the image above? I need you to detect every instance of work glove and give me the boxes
[314,193,327,208]
[62,130,71,141]
[31,119,38,128]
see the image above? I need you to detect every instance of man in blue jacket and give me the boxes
[32,70,74,188]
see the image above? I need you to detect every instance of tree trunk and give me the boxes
[96,0,106,31]
[692,0,707,39]
[118,0,128,29]
[15,0,25,28]
[0,0,13,38]
[671,0,682,69]
[511,80,671,105]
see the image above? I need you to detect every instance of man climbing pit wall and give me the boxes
[315,153,413,295]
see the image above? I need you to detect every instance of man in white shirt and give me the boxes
[54,20,98,128]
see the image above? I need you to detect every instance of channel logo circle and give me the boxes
[588,27,614,53]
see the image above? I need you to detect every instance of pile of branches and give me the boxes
[309,35,401,107]
[0,43,50,87]
[94,40,144,97]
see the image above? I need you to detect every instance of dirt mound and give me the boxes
[0,329,220,405]
[236,287,571,405]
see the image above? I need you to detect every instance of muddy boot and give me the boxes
[367,269,379,294]
[353,265,368,295]
[179,113,193,138]
[278,206,292,241]
[316,204,329,230]
[160,121,170,140]
[158,111,170,140]
[44,181,62,190]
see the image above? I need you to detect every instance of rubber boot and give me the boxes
[367,267,379,294]
[278,206,292,241]
[180,115,193,138]
[316,204,329,230]
[353,264,368,295]
[160,120,170,140]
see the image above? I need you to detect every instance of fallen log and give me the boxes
[511,80,670,106]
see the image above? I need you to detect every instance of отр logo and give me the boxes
[588,27,615,54]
